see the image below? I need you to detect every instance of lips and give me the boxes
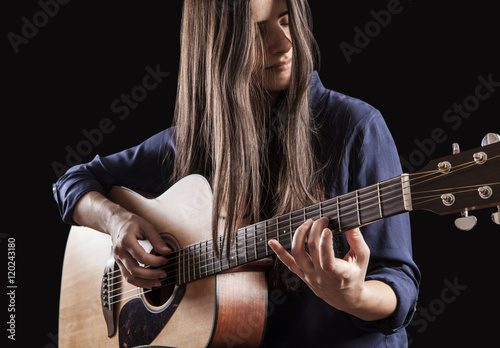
[266,58,292,71]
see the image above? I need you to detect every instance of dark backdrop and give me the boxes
[4,1,499,346]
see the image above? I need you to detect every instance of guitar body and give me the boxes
[59,175,267,347]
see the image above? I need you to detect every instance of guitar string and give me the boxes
[106,175,408,284]
[109,179,500,304]
[106,173,415,292]
[111,181,500,293]
[107,180,416,301]
[107,170,496,299]
[106,159,495,296]
[107,156,500,303]
[107,160,470,286]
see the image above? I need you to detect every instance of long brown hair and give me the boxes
[172,0,324,261]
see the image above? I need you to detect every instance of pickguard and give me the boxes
[119,285,186,348]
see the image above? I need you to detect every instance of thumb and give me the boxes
[345,228,370,266]
[142,224,171,255]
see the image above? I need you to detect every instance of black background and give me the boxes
[4,0,500,346]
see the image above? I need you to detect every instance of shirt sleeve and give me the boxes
[52,128,176,225]
[334,109,420,335]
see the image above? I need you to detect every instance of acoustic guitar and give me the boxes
[59,136,500,347]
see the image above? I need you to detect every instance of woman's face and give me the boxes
[252,0,293,94]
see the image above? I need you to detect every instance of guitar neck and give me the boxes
[174,174,412,286]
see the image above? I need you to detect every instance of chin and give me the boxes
[264,73,292,92]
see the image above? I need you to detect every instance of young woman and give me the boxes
[53,0,420,346]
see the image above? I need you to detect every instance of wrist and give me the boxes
[335,280,397,322]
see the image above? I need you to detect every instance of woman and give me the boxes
[53,0,420,346]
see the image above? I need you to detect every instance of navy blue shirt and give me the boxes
[53,72,420,347]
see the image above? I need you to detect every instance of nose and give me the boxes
[266,26,292,55]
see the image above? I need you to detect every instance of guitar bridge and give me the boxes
[101,247,117,337]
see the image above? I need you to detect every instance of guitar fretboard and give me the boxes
[174,175,411,286]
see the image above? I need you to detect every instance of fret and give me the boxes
[276,216,280,244]
[377,183,383,218]
[234,234,240,266]
[219,237,228,272]
[207,240,212,276]
[255,222,267,259]
[277,214,292,250]
[336,196,341,232]
[182,248,186,284]
[305,203,320,221]
[379,178,406,218]
[187,244,192,283]
[319,202,323,218]
[253,225,258,260]
[176,250,181,285]
[228,243,237,269]
[199,240,206,278]
[213,238,221,274]
[360,186,381,226]
[191,244,196,281]
[243,227,248,263]
[245,226,255,262]
[338,192,359,232]
[196,242,202,280]
[236,228,246,265]
[355,190,361,225]
[193,243,198,281]
[264,220,269,256]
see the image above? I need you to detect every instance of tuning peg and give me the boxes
[481,133,500,147]
[452,142,460,154]
[492,206,500,225]
[455,209,477,231]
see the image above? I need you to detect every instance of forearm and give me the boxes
[73,191,131,236]
[336,280,397,322]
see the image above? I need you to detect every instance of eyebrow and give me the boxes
[256,10,289,26]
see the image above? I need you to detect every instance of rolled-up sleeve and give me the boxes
[52,128,175,225]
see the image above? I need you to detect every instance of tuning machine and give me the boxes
[454,209,477,231]
[493,207,500,225]
[481,133,500,147]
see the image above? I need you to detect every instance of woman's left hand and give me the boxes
[269,217,396,320]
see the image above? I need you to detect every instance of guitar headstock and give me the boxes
[409,133,500,231]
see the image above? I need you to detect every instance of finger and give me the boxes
[139,224,171,267]
[344,228,370,266]
[118,252,167,281]
[116,258,163,289]
[319,228,336,271]
[126,237,167,268]
[306,217,330,264]
[291,219,314,272]
[142,224,172,256]
[268,240,304,278]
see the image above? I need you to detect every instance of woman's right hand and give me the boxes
[109,212,172,289]
[73,191,172,289]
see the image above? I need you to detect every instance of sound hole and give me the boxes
[142,241,177,311]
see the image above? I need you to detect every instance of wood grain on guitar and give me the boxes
[59,140,499,347]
